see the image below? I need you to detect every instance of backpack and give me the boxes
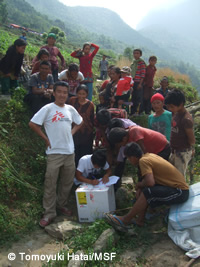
[108,108,128,119]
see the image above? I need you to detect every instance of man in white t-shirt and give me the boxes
[29,81,83,227]
[76,150,112,185]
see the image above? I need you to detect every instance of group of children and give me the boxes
[0,33,196,229]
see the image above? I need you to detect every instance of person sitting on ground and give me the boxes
[156,76,170,98]
[25,61,54,115]
[105,142,189,230]
[165,89,195,178]
[115,66,134,109]
[58,63,84,99]
[33,33,65,82]
[143,56,157,114]
[148,93,172,141]
[108,125,170,161]
[69,84,94,166]
[0,39,27,95]
[76,149,112,185]
[31,48,51,75]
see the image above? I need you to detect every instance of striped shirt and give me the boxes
[134,60,146,82]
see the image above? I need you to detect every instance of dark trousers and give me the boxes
[131,82,143,114]
[114,159,126,190]
[24,94,53,115]
[143,185,189,208]
[157,143,171,161]
[52,69,58,82]
[75,142,93,167]
[100,71,107,80]
[0,77,18,95]
[143,98,151,114]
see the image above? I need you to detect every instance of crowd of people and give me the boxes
[0,34,196,230]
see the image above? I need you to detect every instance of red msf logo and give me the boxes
[52,111,65,122]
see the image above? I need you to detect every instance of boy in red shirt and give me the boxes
[143,56,157,114]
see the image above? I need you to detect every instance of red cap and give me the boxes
[151,93,164,103]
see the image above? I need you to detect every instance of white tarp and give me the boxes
[168,182,200,258]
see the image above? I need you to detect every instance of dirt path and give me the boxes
[0,228,64,267]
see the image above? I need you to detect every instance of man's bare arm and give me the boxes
[136,173,155,190]
[29,121,51,148]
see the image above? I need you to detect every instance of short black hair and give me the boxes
[76,84,88,95]
[53,81,69,92]
[68,63,79,73]
[149,55,157,61]
[112,66,121,75]
[96,109,111,126]
[39,60,51,68]
[37,48,49,60]
[14,38,27,47]
[124,142,143,158]
[164,89,185,106]
[133,48,142,56]
[108,118,123,131]
[108,127,127,146]
[83,42,90,50]
[91,149,107,168]
[108,65,115,70]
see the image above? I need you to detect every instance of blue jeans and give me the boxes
[85,82,93,101]
[100,71,107,80]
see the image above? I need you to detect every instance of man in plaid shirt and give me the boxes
[130,49,146,114]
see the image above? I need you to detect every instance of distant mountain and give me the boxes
[137,0,200,68]
[25,0,172,61]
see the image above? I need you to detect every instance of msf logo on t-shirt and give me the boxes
[52,111,65,122]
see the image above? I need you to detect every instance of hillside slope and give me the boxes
[25,0,172,60]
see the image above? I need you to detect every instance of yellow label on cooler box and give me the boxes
[77,192,87,204]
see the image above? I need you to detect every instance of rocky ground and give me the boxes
[1,177,200,267]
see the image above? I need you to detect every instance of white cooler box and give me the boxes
[75,184,116,222]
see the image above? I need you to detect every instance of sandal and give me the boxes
[104,213,131,232]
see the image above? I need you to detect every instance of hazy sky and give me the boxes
[59,0,185,29]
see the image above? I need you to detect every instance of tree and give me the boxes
[0,0,8,24]
[49,26,60,35]
[123,47,133,61]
